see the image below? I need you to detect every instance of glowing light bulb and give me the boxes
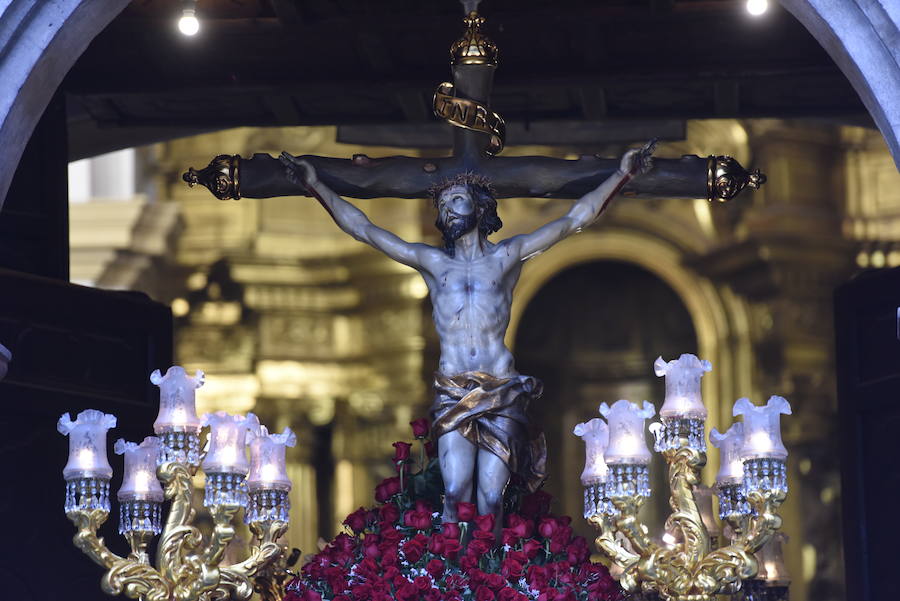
[220,446,237,467]
[260,464,279,483]
[78,448,94,466]
[746,0,768,16]
[749,431,773,453]
[178,9,200,36]
[134,470,152,493]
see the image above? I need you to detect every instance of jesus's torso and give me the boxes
[420,241,522,378]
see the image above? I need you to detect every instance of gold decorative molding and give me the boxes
[450,11,498,66]
[433,82,506,155]
[183,154,242,200]
[707,155,766,202]
[66,462,293,601]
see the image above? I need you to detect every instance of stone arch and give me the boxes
[0,0,130,208]
[780,0,900,169]
[507,227,755,461]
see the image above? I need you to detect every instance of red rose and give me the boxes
[498,588,519,601]
[501,558,524,580]
[426,558,445,578]
[334,595,351,601]
[442,522,461,539]
[379,503,400,525]
[506,550,527,564]
[457,502,477,522]
[403,534,427,563]
[442,537,462,560]
[404,506,432,530]
[459,553,479,571]
[392,441,412,462]
[375,476,401,502]
[343,507,368,533]
[424,591,441,601]
[506,514,534,538]
[484,573,506,591]
[522,538,543,560]
[301,591,322,601]
[414,575,433,592]
[351,584,373,600]
[424,439,437,457]
[380,527,403,547]
[428,533,445,554]
[382,546,399,567]
[473,529,495,546]
[538,517,559,539]
[469,569,487,586]
[467,538,491,557]
[568,536,590,564]
[396,582,419,601]
[410,418,430,438]
[475,586,496,601]
[474,513,495,533]
[362,533,380,558]
[527,565,550,590]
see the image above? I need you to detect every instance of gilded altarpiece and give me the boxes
[67,119,900,601]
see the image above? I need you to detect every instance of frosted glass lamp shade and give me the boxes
[115,437,164,502]
[654,354,712,420]
[58,409,117,480]
[151,366,204,433]
[247,426,296,492]
[201,412,259,475]
[709,422,745,485]
[599,400,655,465]
[733,396,792,460]
[573,418,609,485]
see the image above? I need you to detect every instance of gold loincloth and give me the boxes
[431,371,547,493]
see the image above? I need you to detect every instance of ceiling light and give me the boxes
[178,6,200,36]
[746,0,768,16]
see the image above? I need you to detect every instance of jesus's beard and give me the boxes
[439,212,478,257]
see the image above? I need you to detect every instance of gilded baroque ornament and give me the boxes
[59,370,299,601]
[577,357,791,601]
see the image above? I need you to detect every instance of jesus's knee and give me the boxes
[444,480,473,509]
[478,488,504,515]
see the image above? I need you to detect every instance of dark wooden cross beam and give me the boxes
[183,10,765,203]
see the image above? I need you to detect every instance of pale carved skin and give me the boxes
[280,147,652,528]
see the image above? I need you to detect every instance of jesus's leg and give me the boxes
[438,429,477,523]
[476,448,510,541]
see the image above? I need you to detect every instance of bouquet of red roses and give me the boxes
[285,419,624,601]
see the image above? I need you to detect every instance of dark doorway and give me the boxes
[514,260,697,542]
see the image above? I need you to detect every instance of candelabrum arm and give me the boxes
[202,504,240,567]
[610,495,656,557]
[662,447,709,566]
[212,521,289,601]
[733,489,785,553]
[156,462,220,601]
[67,509,172,601]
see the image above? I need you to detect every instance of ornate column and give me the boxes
[691,121,852,601]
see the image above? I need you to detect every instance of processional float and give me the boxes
[60,4,777,601]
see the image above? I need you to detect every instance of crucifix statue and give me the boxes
[183,4,765,532]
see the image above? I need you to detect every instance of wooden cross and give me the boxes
[183,9,764,204]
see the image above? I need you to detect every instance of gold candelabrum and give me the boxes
[58,367,299,601]
[575,355,792,601]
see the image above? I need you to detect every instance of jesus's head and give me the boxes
[431,174,502,256]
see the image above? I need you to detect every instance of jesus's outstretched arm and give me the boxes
[280,153,434,270]
[503,140,656,261]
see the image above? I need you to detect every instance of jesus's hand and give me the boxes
[279,152,318,188]
[619,138,657,177]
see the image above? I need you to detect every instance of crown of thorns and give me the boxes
[429,172,496,206]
